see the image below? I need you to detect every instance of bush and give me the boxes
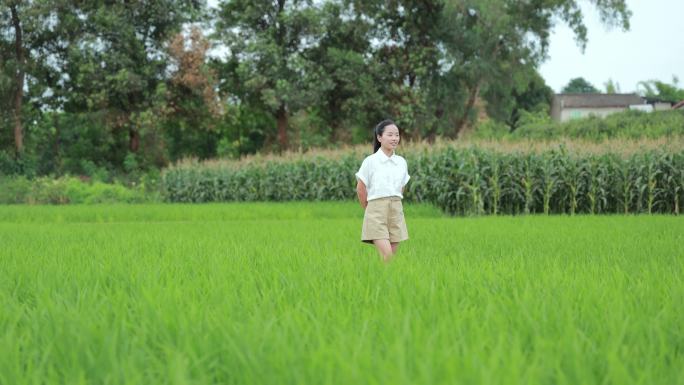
[473,109,684,141]
[468,120,510,140]
[0,176,33,204]
[80,159,111,182]
[82,182,145,204]
[0,176,155,205]
[0,150,39,178]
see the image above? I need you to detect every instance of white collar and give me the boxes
[376,148,397,164]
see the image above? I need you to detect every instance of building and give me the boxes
[551,93,645,122]
[644,96,678,111]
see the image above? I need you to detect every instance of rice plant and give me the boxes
[1,203,682,384]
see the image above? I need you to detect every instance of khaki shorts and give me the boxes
[361,196,409,244]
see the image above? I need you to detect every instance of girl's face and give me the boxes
[377,124,400,152]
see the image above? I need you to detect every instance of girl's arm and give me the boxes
[356,180,368,209]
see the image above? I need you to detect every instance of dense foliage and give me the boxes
[0,175,154,204]
[471,109,684,140]
[561,77,600,94]
[1,0,634,178]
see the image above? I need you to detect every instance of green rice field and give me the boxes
[1,202,683,384]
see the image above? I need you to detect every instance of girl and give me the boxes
[355,119,410,262]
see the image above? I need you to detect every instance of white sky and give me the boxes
[539,0,684,93]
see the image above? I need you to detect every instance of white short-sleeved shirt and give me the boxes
[355,148,410,201]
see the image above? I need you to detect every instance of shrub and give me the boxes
[472,109,684,141]
[0,176,33,204]
[0,176,153,205]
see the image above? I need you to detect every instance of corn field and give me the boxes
[161,146,684,215]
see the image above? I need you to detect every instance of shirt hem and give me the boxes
[367,194,404,201]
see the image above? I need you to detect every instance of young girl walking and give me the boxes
[355,119,410,262]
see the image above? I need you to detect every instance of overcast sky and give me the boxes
[539,0,684,93]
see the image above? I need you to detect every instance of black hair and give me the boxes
[373,119,397,153]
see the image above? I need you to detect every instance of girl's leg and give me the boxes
[372,239,393,261]
[391,242,399,254]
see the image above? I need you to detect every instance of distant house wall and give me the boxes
[560,107,627,122]
[551,93,645,122]
[550,97,562,121]
[630,104,654,113]
[653,102,672,111]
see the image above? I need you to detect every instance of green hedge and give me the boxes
[0,176,153,205]
[161,146,684,215]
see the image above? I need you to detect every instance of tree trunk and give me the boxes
[53,113,62,173]
[129,127,140,152]
[276,103,288,150]
[328,98,347,144]
[10,4,24,156]
[454,83,480,138]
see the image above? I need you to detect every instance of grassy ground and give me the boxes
[1,202,682,385]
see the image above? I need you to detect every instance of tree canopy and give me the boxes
[0,0,632,177]
[638,77,684,103]
[562,77,601,94]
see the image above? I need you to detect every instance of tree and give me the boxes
[59,2,202,158]
[214,0,332,151]
[165,27,224,161]
[638,76,684,103]
[1,0,636,175]
[483,68,553,131]
[0,0,204,175]
[604,78,621,94]
[350,0,444,139]
[347,0,631,138]
[305,0,379,144]
[0,0,49,158]
[437,1,629,135]
[7,2,25,155]
[562,77,600,93]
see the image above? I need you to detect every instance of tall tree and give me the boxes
[25,1,201,170]
[214,0,331,151]
[348,0,444,139]
[1,1,44,157]
[305,0,378,143]
[1,0,63,163]
[8,2,24,155]
[165,26,224,160]
[438,0,630,136]
[340,0,630,138]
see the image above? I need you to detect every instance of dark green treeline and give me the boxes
[1,0,630,179]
